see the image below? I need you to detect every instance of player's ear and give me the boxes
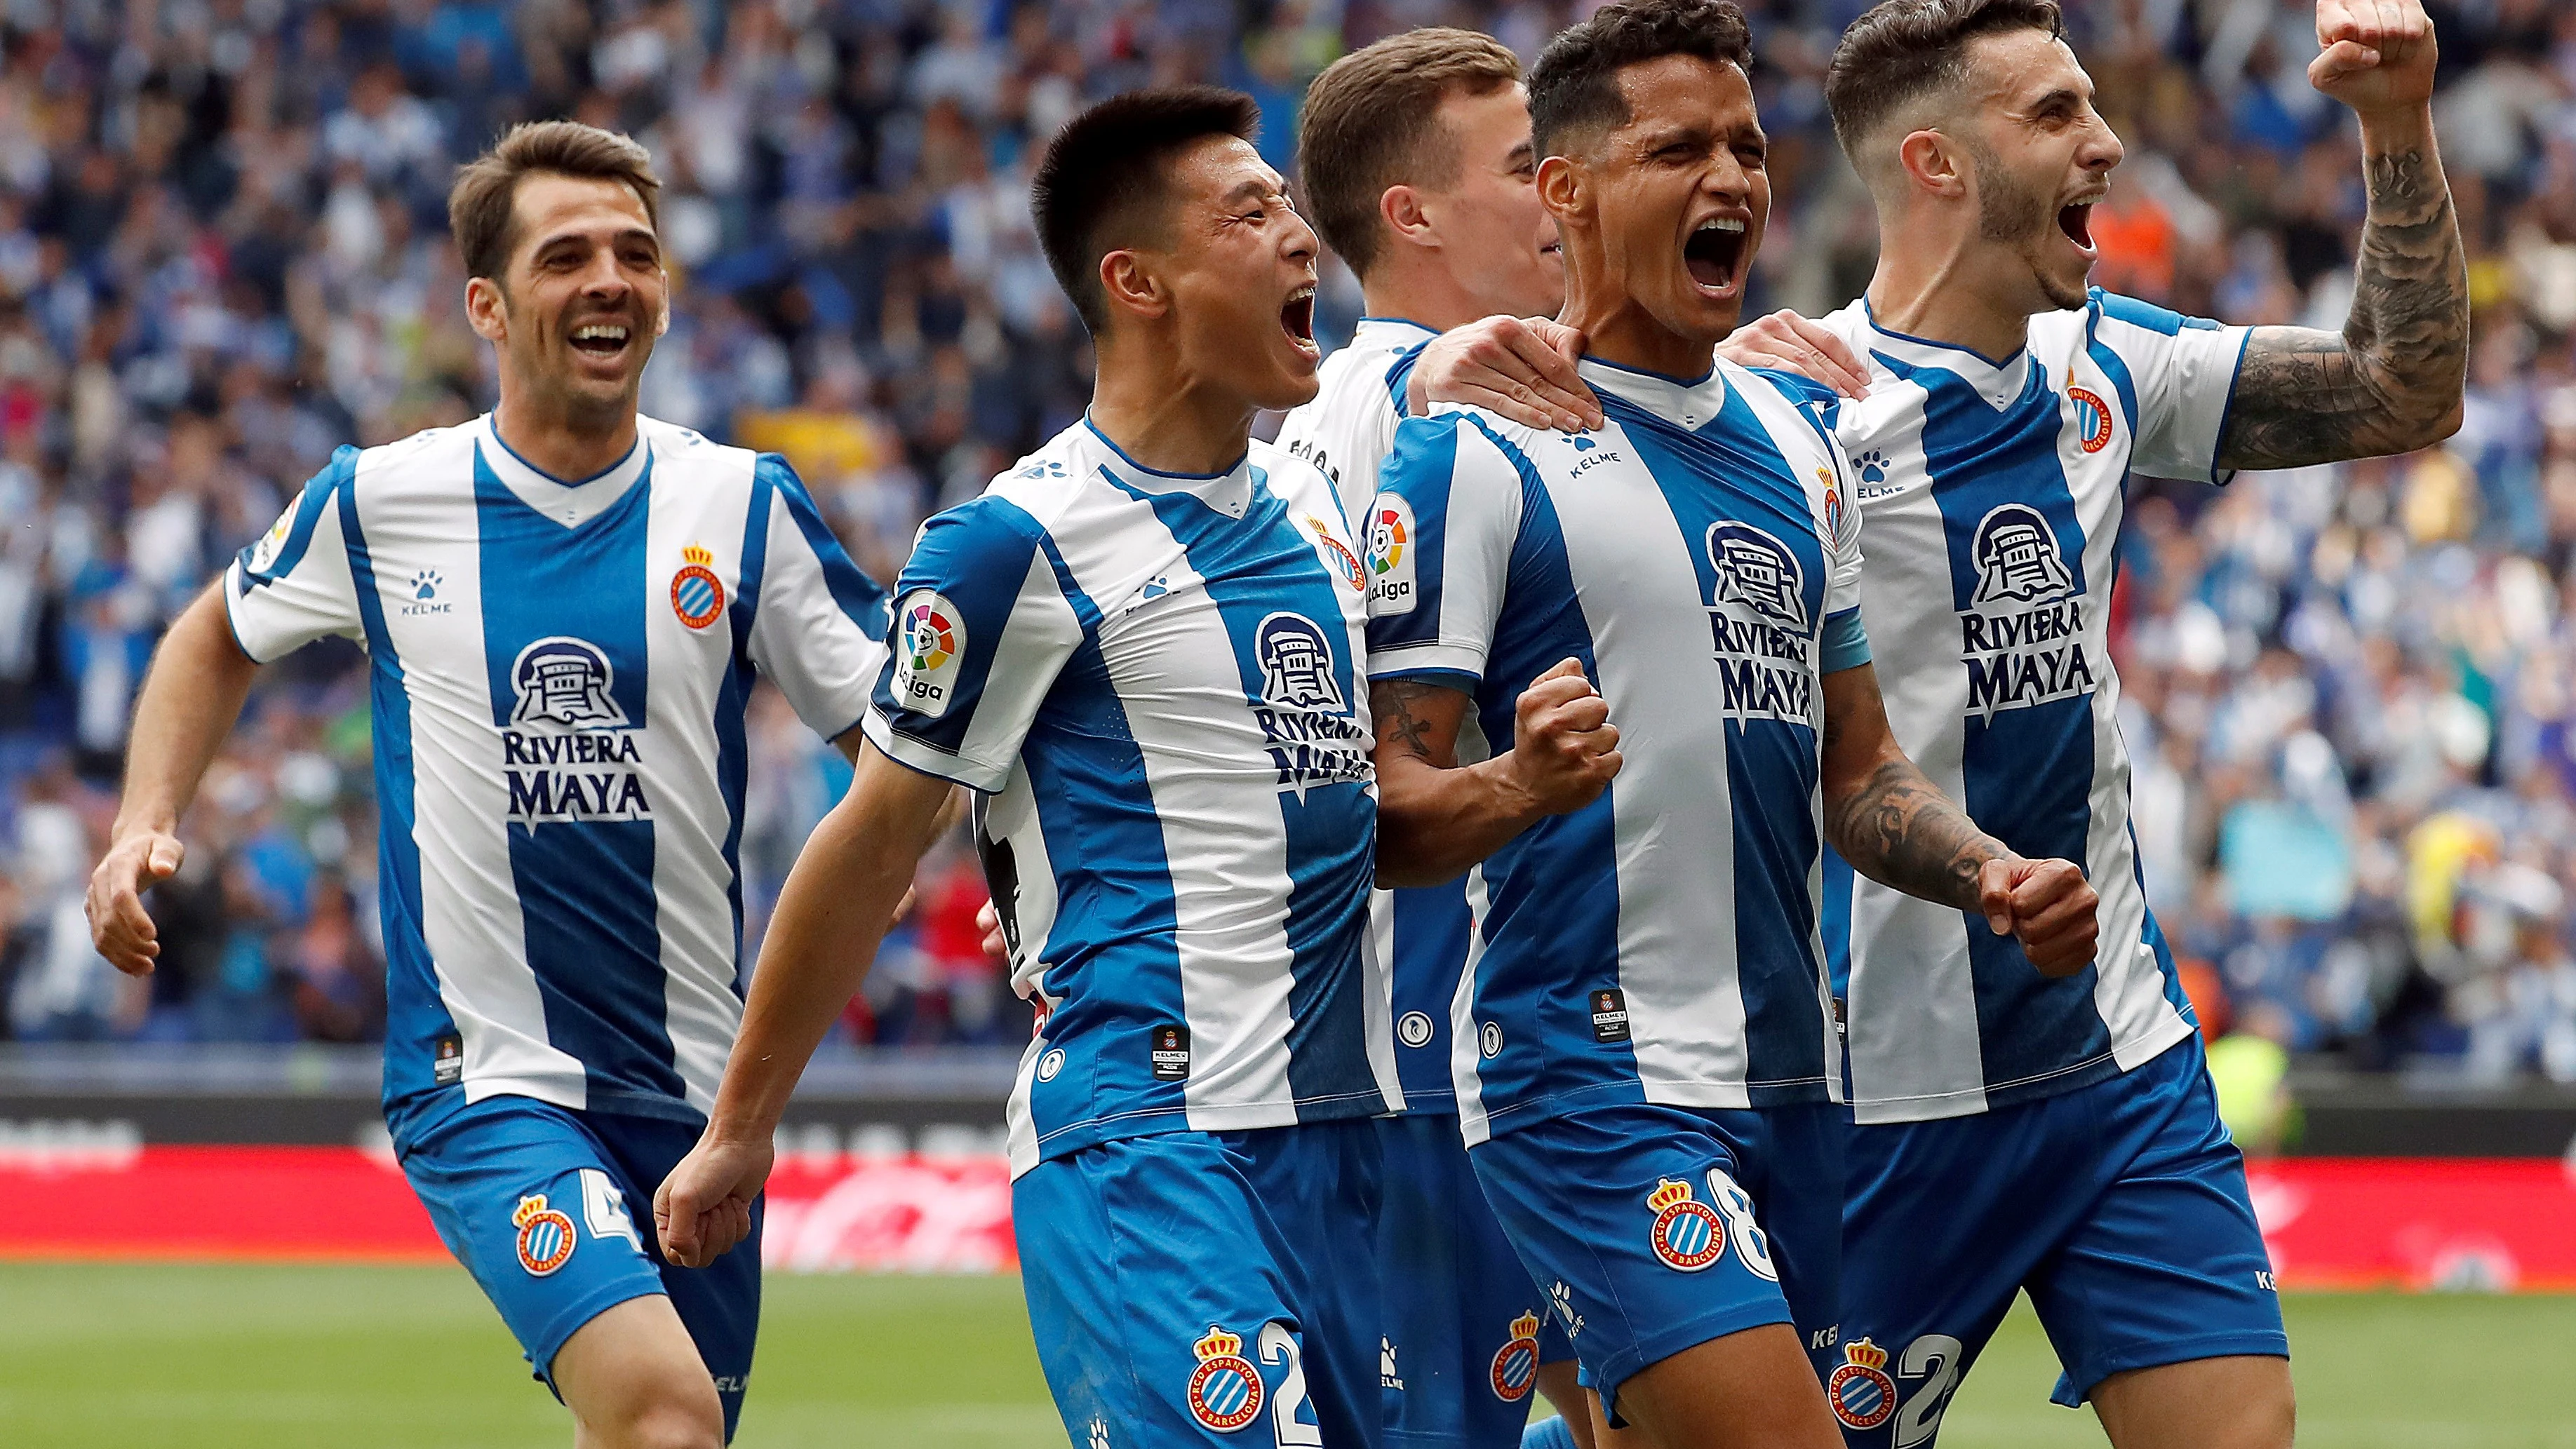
[464,276,507,344]
[1535,154,1582,221]
[1896,128,1966,202]
[1097,248,1169,325]
[1380,184,1435,250]
[655,272,671,337]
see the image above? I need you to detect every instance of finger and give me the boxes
[2006,861,2083,911]
[1593,748,1623,779]
[1455,366,1559,430]
[2013,889,2098,943]
[1783,315,1872,398]
[1541,696,1612,735]
[1520,678,1599,717]
[1502,327,1603,431]
[1529,317,1587,366]
[1533,658,1589,686]
[1977,860,2015,936]
[145,839,184,881]
[2309,39,2377,83]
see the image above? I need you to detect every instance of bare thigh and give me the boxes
[2090,1354,2295,1449]
[551,1293,726,1449]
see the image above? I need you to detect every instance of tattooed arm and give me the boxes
[1819,664,2099,977]
[1371,659,1622,889]
[2217,0,2466,471]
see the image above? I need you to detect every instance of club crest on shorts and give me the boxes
[1185,1324,1263,1432]
[1827,1337,1898,1431]
[513,1193,577,1276]
[1645,1177,1726,1272]
[670,544,725,629]
[1489,1309,1542,1402]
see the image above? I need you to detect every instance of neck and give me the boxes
[1863,210,2033,361]
[1360,253,1510,335]
[1554,224,1719,379]
[492,373,640,481]
[1087,331,1258,476]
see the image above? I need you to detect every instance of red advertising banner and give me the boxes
[1,1147,2567,1286]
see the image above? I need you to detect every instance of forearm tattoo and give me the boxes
[2217,146,2467,471]
[1369,678,1447,766]
[1824,757,2006,913]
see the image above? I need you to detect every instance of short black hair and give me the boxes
[1528,0,1755,159]
[1825,0,2065,161]
[1030,86,1263,335]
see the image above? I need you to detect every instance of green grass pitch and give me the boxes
[1,1264,2569,1447]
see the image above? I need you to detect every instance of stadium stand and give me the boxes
[0,0,2566,1093]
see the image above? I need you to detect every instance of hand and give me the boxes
[2310,0,2436,116]
[1716,310,1872,400]
[977,898,1007,960]
[1409,316,1603,432]
[654,1132,774,1269]
[86,829,185,976]
[1502,658,1621,818]
[1975,856,2098,978]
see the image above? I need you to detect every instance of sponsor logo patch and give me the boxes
[1185,1325,1263,1432]
[510,638,629,729]
[1149,1024,1190,1081]
[431,1036,463,1086]
[1590,988,1630,1044]
[1646,1178,1727,1272]
[892,591,966,719]
[670,544,725,629]
[1489,1311,1541,1402]
[1827,1337,1898,1431]
[513,1193,577,1276]
[1365,497,1416,615]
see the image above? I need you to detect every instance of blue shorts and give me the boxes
[1470,1100,1842,1425]
[1376,1112,1574,1448]
[1015,1120,1385,1449]
[1834,1036,2286,1446]
[398,1095,760,1439]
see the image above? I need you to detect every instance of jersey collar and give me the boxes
[1080,417,1256,519]
[1352,316,1439,348]
[476,414,651,529]
[1857,302,2032,410]
[1576,353,1731,433]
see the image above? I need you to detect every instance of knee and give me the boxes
[581,1383,725,1449]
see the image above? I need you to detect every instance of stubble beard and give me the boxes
[1969,140,2088,311]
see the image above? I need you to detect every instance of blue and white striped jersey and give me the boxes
[1273,317,1476,1112]
[1816,290,2250,1123]
[863,419,1404,1177]
[1370,356,1871,1145]
[226,415,890,1139]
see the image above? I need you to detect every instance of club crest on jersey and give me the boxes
[892,591,966,719]
[1706,523,1809,631]
[1827,1338,1898,1431]
[1489,1311,1542,1402]
[1185,1325,1263,1432]
[670,544,725,630]
[510,638,629,728]
[1819,469,1846,542]
[1256,612,1345,711]
[1646,1178,1728,1272]
[1971,504,2074,605]
[2066,386,2115,453]
[513,1193,577,1276]
[1305,515,1364,593]
[248,506,295,574]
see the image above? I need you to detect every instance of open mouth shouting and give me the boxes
[2055,195,2101,260]
[1280,283,1319,360]
[1684,215,1749,298]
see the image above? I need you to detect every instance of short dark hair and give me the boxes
[1528,0,1755,159]
[1031,86,1263,335]
[1825,0,2065,161]
[448,120,662,282]
[1298,29,1524,280]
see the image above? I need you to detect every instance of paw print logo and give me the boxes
[1855,450,1889,486]
[1571,434,1594,450]
[1087,1417,1111,1449]
[1549,1281,1585,1337]
[1018,459,1071,480]
[411,569,441,600]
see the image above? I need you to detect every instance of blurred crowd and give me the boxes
[0,0,2567,1081]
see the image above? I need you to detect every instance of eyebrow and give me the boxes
[1216,178,1277,208]
[2023,86,2084,113]
[536,226,660,252]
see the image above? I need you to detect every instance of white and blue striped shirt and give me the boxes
[1371,356,1869,1145]
[1816,290,2250,1122]
[226,414,890,1140]
[864,419,1403,1177]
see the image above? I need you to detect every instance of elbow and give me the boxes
[2422,396,2466,447]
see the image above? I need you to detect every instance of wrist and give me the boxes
[2352,100,2434,151]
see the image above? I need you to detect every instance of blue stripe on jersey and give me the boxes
[1092,466,1381,1111]
[763,456,894,645]
[2086,327,2142,445]
[1885,356,2115,1090]
[1370,419,1457,652]
[242,446,358,586]
[347,471,459,1139]
[2094,289,2194,336]
[1447,422,1637,1122]
[1608,393,1832,1098]
[1388,883,1470,1107]
[471,444,692,1121]
[1015,531,1193,1152]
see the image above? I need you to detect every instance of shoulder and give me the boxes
[1248,437,1339,501]
[347,423,474,492]
[640,415,764,485]
[1719,358,1844,464]
[1814,299,1872,349]
[2081,288,2230,347]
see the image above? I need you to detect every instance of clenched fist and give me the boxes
[1975,856,2098,978]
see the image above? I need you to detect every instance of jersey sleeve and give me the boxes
[1819,436,1872,675]
[745,455,893,743]
[2091,290,2253,485]
[861,494,1083,793]
[225,447,364,663]
[1364,410,1526,693]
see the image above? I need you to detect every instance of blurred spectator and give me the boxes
[0,0,2562,1073]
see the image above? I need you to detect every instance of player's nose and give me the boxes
[2079,113,2124,174]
